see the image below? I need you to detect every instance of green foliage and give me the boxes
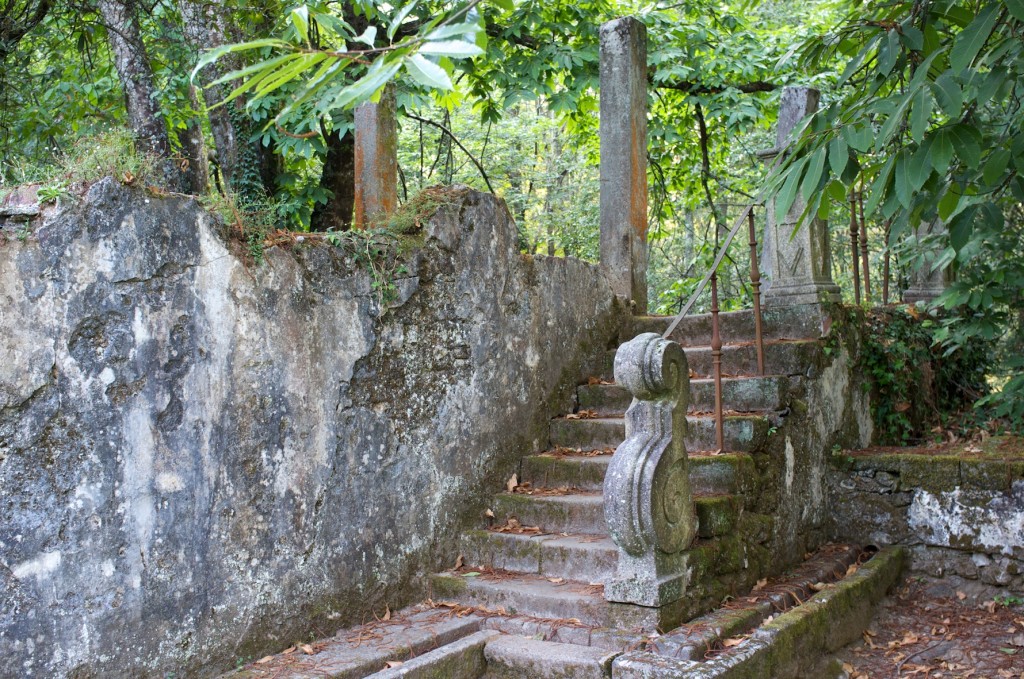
[767,0,1024,429]
[860,307,988,445]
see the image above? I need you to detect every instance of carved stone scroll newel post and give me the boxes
[603,333,697,607]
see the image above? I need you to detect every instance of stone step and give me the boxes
[612,546,907,679]
[367,630,497,679]
[521,452,756,497]
[483,634,616,679]
[594,340,820,382]
[488,492,740,539]
[225,608,484,679]
[549,414,771,453]
[460,530,617,583]
[631,307,825,347]
[577,375,789,416]
[428,572,655,630]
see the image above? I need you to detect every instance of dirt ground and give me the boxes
[835,576,1024,678]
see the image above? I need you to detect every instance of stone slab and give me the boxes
[484,634,618,678]
[367,630,498,678]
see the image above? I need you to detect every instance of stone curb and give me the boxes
[611,546,906,678]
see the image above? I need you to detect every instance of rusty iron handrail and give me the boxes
[661,202,767,453]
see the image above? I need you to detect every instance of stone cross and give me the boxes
[761,87,841,306]
[604,332,696,607]
[903,220,953,304]
[599,17,648,313]
[353,85,398,229]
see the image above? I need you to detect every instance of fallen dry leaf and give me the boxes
[845,563,859,576]
[957,591,968,600]
[722,637,745,648]
[382,605,391,621]
[454,554,464,570]
[565,409,598,420]
[752,578,768,591]
[485,508,495,518]
[256,656,274,665]
[506,474,518,493]
[810,582,828,592]
[384,660,403,669]
[300,644,314,655]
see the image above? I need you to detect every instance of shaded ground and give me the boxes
[835,576,1024,678]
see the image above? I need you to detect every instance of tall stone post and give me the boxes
[600,17,648,313]
[761,87,840,306]
[353,86,398,230]
[604,333,696,608]
[903,220,953,304]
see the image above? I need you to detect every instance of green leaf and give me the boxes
[910,88,933,142]
[775,155,809,223]
[829,137,849,177]
[843,124,873,152]
[983,148,1011,185]
[948,204,978,251]
[909,141,934,192]
[388,0,418,41]
[900,26,924,51]
[950,4,1000,72]
[877,28,900,76]
[929,129,955,175]
[931,72,963,118]
[801,147,827,201]
[894,149,913,208]
[418,39,483,57]
[290,5,310,44]
[1006,0,1024,22]
[328,57,402,111]
[354,25,378,47]
[865,153,897,215]
[404,53,452,89]
[948,124,982,169]
[938,184,963,220]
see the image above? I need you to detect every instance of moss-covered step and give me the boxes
[612,546,907,679]
[593,340,821,382]
[577,376,789,417]
[458,529,617,583]
[684,340,821,380]
[369,630,497,679]
[549,415,771,453]
[632,307,824,347]
[519,452,756,496]
[488,492,741,539]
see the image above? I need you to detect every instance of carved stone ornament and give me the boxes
[603,332,697,607]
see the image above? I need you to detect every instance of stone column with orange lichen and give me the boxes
[599,17,648,313]
[353,85,398,230]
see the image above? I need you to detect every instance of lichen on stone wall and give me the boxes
[0,178,620,678]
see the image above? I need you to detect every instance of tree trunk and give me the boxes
[311,127,355,230]
[178,86,209,195]
[96,0,169,159]
[177,0,238,186]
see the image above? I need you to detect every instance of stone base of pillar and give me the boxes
[764,281,841,307]
[902,286,946,305]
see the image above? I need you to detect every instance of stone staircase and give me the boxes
[227,307,895,679]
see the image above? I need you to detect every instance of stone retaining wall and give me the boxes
[0,179,621,677]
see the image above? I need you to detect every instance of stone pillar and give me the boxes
[903,220,953,304]
[353,85,398,229]
[600,17,648,313]
[604,333,696,607]
[761,87,840,306]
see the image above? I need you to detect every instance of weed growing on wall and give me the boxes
[860,307,989,445]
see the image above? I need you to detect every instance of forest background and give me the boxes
[0,0,1021,433]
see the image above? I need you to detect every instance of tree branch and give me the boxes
[654,78,777,96]
[404,112,495,195]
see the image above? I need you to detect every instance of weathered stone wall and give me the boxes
[0,179,621,677]
[829,448,1024,591]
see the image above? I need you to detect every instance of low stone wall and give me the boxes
[828,444,1024,590]
[0,179,621,677]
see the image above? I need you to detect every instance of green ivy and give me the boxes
[860,307,989,445]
